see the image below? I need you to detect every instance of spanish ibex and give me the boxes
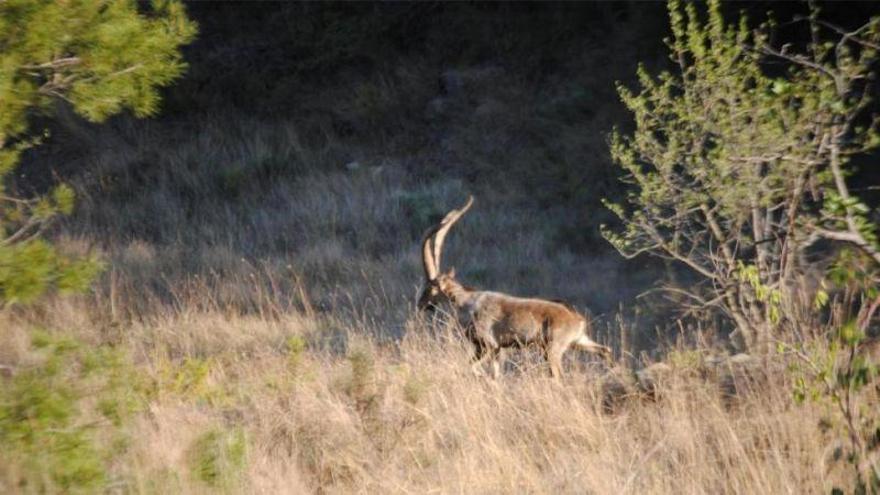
[418,196,611,378]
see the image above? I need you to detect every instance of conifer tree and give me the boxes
[0,0,196,305]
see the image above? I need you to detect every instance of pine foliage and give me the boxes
[0,0,196,306]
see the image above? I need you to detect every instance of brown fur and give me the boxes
[435,274,610,378]
[418,196,610,379]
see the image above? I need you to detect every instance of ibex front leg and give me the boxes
[471,345,501,377]
[470,319,501,378]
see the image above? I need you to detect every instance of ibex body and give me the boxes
[418,197,610,378]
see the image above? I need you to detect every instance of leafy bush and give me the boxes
[787,324,880,493]
[603,0,880,350]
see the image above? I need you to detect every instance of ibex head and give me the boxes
[418,196,473,312]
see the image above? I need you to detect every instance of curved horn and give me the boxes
[432,195,474,273]
[421,225,439,281]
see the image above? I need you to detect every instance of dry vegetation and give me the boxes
[0,150,864,491]
[3,3,879,493]
[0,291,848,494]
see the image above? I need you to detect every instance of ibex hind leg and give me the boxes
[546,341,568,379]
[489,348,506,379]
[471,345,487,376]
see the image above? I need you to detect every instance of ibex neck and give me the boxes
[446,282,475,307]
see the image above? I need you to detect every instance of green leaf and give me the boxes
[51,184,75,216]
[814,289,829,310]
[771,79,790,95]
[837,321,864,346]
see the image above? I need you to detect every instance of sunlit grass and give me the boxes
[0,296,849,493]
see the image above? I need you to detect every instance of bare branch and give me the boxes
[804,17,880,51]
[19,57,82,70]
[814,228,880,266]
[0,217,46,246]
[757,43,840,86]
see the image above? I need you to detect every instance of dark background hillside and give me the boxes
[17,1,880,348]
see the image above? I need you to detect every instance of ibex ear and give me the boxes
[447,267,456,278]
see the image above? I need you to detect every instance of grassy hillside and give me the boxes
[25,3,668,317]
[3,2,879,493]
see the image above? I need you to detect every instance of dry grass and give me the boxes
[1,292,847,494]
[4,114,850,494]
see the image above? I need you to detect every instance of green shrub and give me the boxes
[0,331,143,492]
[603,0,880,350]
[0,240,104,304]
[286,335,307,374]
[188,428,247,489]
[402,369,429,406]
